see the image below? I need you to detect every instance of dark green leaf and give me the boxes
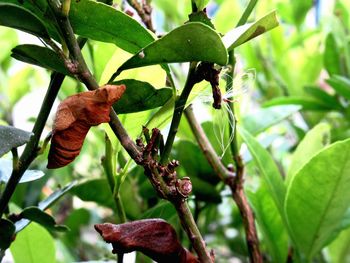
[10,222,56,263]
[285,138,350,259]
[286,123,331,185]
[304,86,343,110]
[238,126,286,216]
[0,219,15,249]
[11,45,70,76]
[190,177,222,203]
[324,33,342,76]
[117,22,228,74]
[0,125,32,157]
[263,96,333,111]
[223,11,279,50]
[69,0,154,54]
[188,11,215,28]
[242,105,301,135]
[15,182,76,233]
[71,179,115,209]
[112,79,173,114]
[0,3,49,38]
[326,75,350,100]
[20,207,69,232]
[62,208,90,246]
[140,200,177,222]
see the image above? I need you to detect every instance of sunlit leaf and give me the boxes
[0,3,49,38]
[223,10,279,50]
[10,222,56,263]
[263,96,333,111]
[326,75,350,100]
[248,183,288,263]
[116,22,228,74]
[238,126,285,216]
[242,105,301,135]
[0,125,32,157]
[286,123,331,185]
[285,138,350,259]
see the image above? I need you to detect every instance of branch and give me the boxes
[184,106,262,263]
[0,72,65,218]
[126,0,155,33]
[160,62,198,164]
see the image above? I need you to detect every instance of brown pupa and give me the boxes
[47,84,126,169]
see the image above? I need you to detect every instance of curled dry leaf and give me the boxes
[47,85,126,169]
[95,219,199,263]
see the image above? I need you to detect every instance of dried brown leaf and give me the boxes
[95,219,198,263]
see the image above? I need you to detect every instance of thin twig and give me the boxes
[185,105,262,263]
[160,62,198,164]
[126,0,155,33]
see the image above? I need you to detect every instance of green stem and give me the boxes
[184,105,233,180]
[160,62,197,164]
[173,201,212,263]
[0,73,65,218]
[236,0,258,27]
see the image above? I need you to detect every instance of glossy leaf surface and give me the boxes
[0,125,32,157]
[223,11,279,50]
[112,79,172,114]
[11,45,70,76]
[286,123,330,185]
[0,159,44,183]
[285,138,350,259]
[117,22,228,74]
[69,0,154,54]
[263,96,333,110]
[20,207,69,232]
[0,3,49,38]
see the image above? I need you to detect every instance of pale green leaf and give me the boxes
[286,123,331,185]
[285,138,350,259]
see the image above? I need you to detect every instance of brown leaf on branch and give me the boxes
[94,219,199,263]
[47,84,126,169]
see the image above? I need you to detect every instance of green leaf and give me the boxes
[112,79,172,114]
[116,22,228,74]
[0,125,32,157]
[326,75,350,100]
[324,33,342,76]
[10,222,56,263]
[304,86,343,111]
[291,0,313,27]
[11,45,70,76]
[69,0,154,54]
[0,219,15,249]
[248,183,288,263]
[223,10,279,50]
[0,159,44,183]
[15,182,76,233]
[242,105,301,135]
[238,126,286,216]
[285,138,350,259]
[0,3,49,38]
[263,96,333,111]
[20,207,69,232]
[286,123,331,185]
[328,227,350,263]
[193,0,210,10]
[62,208,90,246]
[71,179,115,209]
